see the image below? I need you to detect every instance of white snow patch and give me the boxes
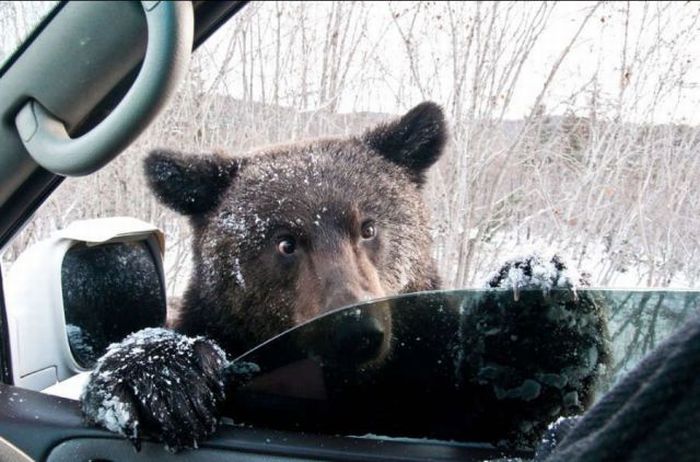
[42,372,90,400]
[485,251,583,300]
[232,257,246,289]
[96,395,133,435]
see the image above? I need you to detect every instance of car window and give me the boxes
[0,1,58,68]
[225,289,700,441]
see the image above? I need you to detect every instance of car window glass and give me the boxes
[0,1,58,68]
[225,289,700,443]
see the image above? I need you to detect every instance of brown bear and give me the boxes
[80,102,609,452]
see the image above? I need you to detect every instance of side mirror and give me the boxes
[4,217,167,390]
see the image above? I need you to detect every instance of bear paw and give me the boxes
[485,253,589,300]
[80,327,229,451]
[467,253,608,447]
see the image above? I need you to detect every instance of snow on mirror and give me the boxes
[61,241,167,368]
[223,289,700,447]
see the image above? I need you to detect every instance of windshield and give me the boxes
[223,288,699,446]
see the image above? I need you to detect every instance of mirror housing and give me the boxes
[4,217,166,391]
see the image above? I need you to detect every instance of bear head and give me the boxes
[144,102,447,359]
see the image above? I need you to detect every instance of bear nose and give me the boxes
[333,314,385,363]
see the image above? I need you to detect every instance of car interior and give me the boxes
[0,2,698,462]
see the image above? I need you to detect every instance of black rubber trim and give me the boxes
[0,272,13,385]
[193,1,249,48]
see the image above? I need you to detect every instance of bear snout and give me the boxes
[316,243,386,316]
[333,313,386,363]
[302,306,392,368]
[324,286,377,314]
[294,240,386,323]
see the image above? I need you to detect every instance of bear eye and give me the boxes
[277,237,297,256]
[360,220,376,240]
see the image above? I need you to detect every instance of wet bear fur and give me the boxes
[80,102,610,451]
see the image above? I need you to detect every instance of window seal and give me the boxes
[0,270,13,384]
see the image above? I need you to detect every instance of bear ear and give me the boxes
[144,149,239,216]
[362,101,447,184]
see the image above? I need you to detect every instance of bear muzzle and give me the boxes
[332,312,387,363]
[293,243,393,365]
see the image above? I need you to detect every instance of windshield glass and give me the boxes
[223,288,700,447]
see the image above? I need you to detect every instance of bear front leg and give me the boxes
[80,327,229,451]
[458,253,610,447]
